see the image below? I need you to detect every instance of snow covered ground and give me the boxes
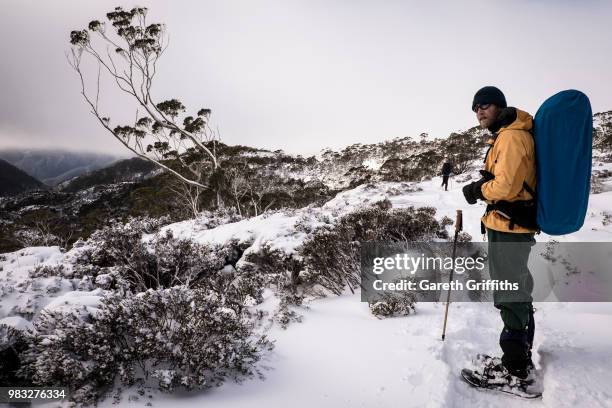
[95,294,612,408]
[98,172,612,408]
[3,165,612,407]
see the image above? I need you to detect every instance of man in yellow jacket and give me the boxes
[462,86,537,383]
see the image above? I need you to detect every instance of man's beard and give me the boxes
[479,118,491,129]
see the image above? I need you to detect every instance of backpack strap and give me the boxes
[483,144,493,163]
[522,181,536,200]
[522,128,537,201]
[484,200,537,232]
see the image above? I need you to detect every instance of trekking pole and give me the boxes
[441,209,463,341]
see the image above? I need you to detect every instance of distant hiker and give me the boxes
[461,86,538,390]
[441,159,452,191]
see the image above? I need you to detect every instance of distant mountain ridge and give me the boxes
[0,149,125,186]
[0,158,48,196]
[58,157,159,192]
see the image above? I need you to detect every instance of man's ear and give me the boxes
[497,107,517,125]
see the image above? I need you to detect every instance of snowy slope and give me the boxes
[88,294,612,408]
[146,169,612,261]
[90,171,612,408]
[5,163,612,407]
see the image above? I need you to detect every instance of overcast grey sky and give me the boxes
[1,0,611,156]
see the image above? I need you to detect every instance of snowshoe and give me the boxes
[472,353,534,378]
[461,354,542,399]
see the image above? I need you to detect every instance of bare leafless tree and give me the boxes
[15,219,60,248]
[167,172,205,217]
[57,229,74,251]
[248,175,276,217]
[224,164,254,216]
[67,6,221,212]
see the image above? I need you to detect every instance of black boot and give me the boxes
[500,326,530,379]
[469,354,535,389]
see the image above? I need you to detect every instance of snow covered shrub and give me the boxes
[440,216,454,228]
[70,217,165,280]
[210,245,301,326]
[242,243,300,287]
[300,225,360,296]
[20,308,118,405]
[0,324,32,387]
[294,209,334,234]
[238,245,307,327]
[77,217,165,269]
[195,207,243,230]
[146,229,228,289]
[591,174,603,194]
[227,261,266,308]
[274,282,305,329]
[369,290,417,318]
[299,205,442,296]
[97,287,272,392]
[146,231,265,305]
[14,227,61,247]
[602,211,612,226]
[29,264,66,278]
[21,287,272,403]
[456,231,473,242]
[275,295,304,329]
[380,206,442,241]
[73,220,231,292]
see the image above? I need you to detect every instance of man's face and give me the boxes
[475,104,501,129]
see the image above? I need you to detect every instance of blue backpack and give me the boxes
[533,90,593,235]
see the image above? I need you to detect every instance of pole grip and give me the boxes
[455,209,463,233]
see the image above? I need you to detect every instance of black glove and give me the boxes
[462,172,492,204]
[478,169,495,182]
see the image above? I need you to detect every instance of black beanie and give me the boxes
[472,86,507,111]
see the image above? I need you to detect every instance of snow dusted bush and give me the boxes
[369,290,417,318]
[29,264,66,278]
[294,208,334,234]
[243,244,296,282]
[236,244,307,325]
[440,215,454,228]
[0,324,32,387]
[591,174,604,194]
[145,229,228,289]
[72,219,233,292]
[119,231,263,299]
[299,224,359,296]
[194,207,244,230]
[227,261,267,309]
[14,227,61,248]
[21,311,116,404]
[75,216,167,270]
[456,231,473,242]
[100,287,272,391]
[274,289,305,329]
[602,211,612,226]
[299,204,442,296]
[20,287,272,404]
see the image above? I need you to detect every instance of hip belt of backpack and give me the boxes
[480,177,539,234]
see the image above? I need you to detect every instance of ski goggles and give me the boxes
[472,103,491,113]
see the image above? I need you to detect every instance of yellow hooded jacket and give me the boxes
[480,108,538,233]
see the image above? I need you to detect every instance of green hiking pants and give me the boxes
[487,228,536,330]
